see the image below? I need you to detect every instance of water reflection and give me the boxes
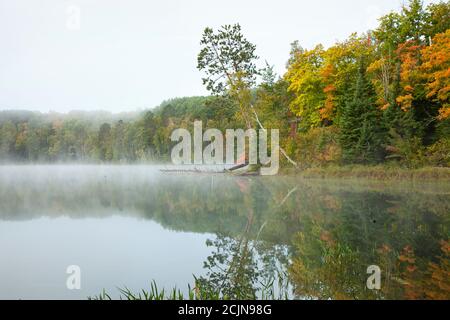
[0,165,449,299]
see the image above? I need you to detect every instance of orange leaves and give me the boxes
[319,69,337,121]
[396,94,414,111]
[286,36,375,125]
[394,241,450,300]
[381,103,390,111]
[320,62,335,79]
[421,31,450,72]
[441,240,450,255]
[395,41,425,112]
[319,230,335,246]
[404,85,414,92]
[323,84,336,93]
[421,30,450,120]
[437,106,450,120]
[378,244,392,255]
[320,96,335,121]
[399,245,416,264]
[391,30,450,120]
[425,240,450,300]
[397,245,425,300]
[397,41,424,81]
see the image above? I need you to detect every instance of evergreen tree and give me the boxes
[340,61,385,163]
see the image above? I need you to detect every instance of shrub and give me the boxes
[287,127,341,169]
[426,138,450,167]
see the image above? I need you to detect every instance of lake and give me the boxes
[0,165,449,299]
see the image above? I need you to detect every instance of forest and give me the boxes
[0,0,449,170]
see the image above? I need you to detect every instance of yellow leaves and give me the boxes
[285,45,326,126]
[395,86,415,111]
[396,94,414,111]
[285,28,450,125]
[367,58,385,73]
[421,31,450,71]
[437,105,450,120]
[389,36,446,121]
[285,36,373,125]
[436,83,450,102]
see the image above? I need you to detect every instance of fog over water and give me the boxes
[0,165,449,299]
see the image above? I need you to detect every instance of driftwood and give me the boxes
[226,162,249,171]
[160,167,226,174]
[160,163,259,176]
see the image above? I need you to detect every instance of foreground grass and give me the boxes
[281,166,450,181]
[89,280,290,300]
[89,281,213,300]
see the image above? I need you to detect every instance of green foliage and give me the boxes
[283,0,449,168]
[197,24,258,95]
[1,0,448,169]
[198,234,260,299]
[89,280,220,301]
[197,24,260,130]
[81,175,450,300]
[426,137,450,167]
[385,129,426,168]
[425,1,450,37]
[0,96,237,163]
[287,127,341,169]
[339,62,385,164]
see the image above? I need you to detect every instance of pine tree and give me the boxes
[340,61,385,163]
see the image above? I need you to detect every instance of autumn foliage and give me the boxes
[284,0,450,166]
[422,30,450,120]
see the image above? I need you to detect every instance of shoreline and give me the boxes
[1,163,450,181]
[280,165,450,181]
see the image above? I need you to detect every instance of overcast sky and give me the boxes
[0,0,441,113]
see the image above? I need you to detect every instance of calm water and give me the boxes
[0,165,449,300]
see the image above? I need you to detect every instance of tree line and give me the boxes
[0,0,449,168]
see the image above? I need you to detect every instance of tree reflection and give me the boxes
[197,233,292,299]
[197,177,292,299]
[287,187,450,300]
[0,167,449,299]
